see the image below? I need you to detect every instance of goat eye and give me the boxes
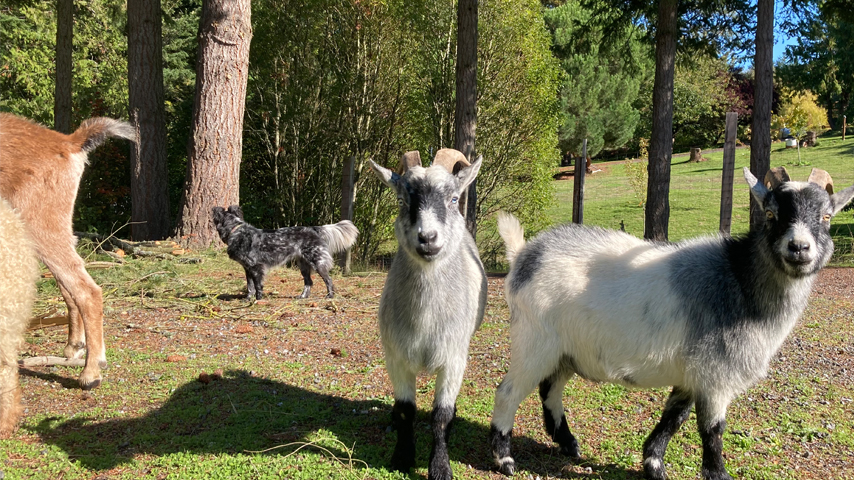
[765,211,774,220]
[397,197,406,207]
[451,197,458,204]
[823,213,831,222]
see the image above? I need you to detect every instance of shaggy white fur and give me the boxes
[0,198,38,437]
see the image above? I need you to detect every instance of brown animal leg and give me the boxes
[0,354,23,437]
[43,250,105,390]
[58,282,86,360]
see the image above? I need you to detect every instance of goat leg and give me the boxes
[696,397,733,480]
[390,399,416,473]
[539,376,580,459]
[642,387,694,480]
[428,404,456,480]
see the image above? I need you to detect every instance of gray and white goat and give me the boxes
[490,167,854,480]
[370,149,487,480]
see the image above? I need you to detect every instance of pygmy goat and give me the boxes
[0,199,39,437]
[489,167,854,480]
[0,113,136,390]
[370,149,487,480]
[212,205,358,299]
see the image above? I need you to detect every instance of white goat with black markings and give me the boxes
[370,149,487,480]
[489,167,854,480]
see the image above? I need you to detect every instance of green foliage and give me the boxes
[772,89,829,138]
[545,1,650,158]
[634,53,746,150]
[243,0,560,261]
[777,8,854,130]
[624,159,647,207]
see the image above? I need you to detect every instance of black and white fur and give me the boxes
[212,205,358,299]
[370,150,488,480]
[489,167,854,480]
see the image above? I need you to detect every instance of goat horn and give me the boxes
[807,168,834,194]
[432,148,470,174]
[398,150,422,174]
[763,166,791,190]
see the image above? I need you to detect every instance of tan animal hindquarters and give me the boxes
[0,113,135,390]
[0,199,38,437]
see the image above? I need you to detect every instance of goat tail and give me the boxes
[319,220,359,254]
[71,117,137,154]
[497,211,525,265]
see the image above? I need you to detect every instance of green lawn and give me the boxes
[547,134,854,264]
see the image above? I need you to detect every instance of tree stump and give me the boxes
[805,131,817,147]
[689,147,703,162]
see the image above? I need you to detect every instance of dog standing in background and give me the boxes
[212,206,358,299]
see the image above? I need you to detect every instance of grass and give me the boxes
[2,136,854,479]
[547,133,854,264]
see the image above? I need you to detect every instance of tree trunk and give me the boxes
[175,0,252,247]
[128,0,171,240]
[750,0,774,232]
[644,0,677,241]
[454,0,478,239]
[54,0,72,134]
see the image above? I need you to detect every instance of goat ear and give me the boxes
[455,155,482,193]
[744,167,769,208]
[369,159,400,189]
[830,184,854,216]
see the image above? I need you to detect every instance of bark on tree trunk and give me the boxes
[644,0,677,241]
[454,0,478,239]
[175,0,252,247]
[128,0,171,240]
[750,0,774,232]
[54,0,72,134]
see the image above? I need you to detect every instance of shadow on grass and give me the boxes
[22,369,640,478]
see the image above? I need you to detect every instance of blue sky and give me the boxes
[774,34,797,61]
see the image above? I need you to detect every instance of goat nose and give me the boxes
[418,230,437,244]
[788,240,810,254]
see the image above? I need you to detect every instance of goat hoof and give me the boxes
[700,468,733,480]
[427,464,453,480]
[390,447,415,473]
[325,293,334,299]
[497,458,516,476]
[79,376,101,391]
[560,441,581,460]
[643,457,666,480]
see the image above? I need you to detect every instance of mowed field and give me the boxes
[2,136,854,479]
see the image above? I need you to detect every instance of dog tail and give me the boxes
[319,220,359,254]
[70,117,137,154]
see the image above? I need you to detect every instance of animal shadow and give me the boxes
[27,370,639,478]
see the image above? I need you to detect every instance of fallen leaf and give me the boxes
[166,355,186,362]
[234,325,253,334]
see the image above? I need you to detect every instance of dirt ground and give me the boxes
[8,265,854,479]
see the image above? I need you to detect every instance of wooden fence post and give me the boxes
[719,112,737,235]
[572,139,587,224]
[339,155,356,274]
[843,115,847,141]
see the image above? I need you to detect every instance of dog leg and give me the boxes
[243,267,256,300]
[317,266,335,298]
[249,266,266,300]
[298,259,313,298]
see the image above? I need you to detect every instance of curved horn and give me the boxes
[763,166,790,190]
[807,167,834,194]
[398,150,422,174]
[432,148,470,174]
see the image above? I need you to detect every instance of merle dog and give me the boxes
[212,206,358,299]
